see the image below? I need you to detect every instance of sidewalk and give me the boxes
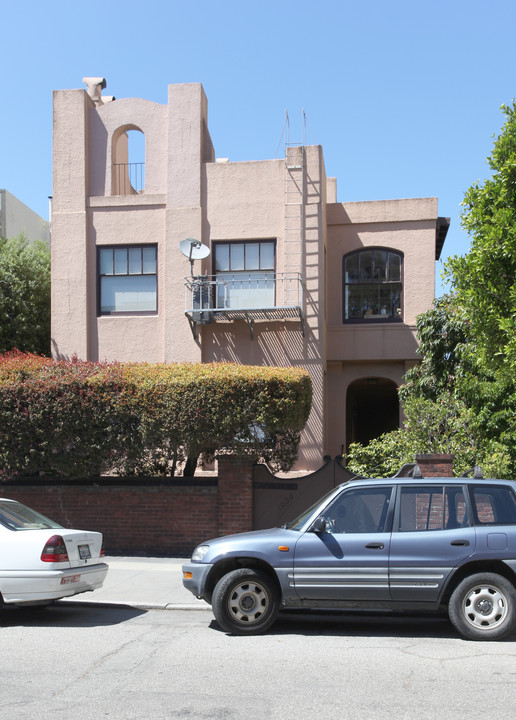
[65,556,209,611]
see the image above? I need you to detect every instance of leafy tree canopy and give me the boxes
[0,234,51,356]
[447,101,516,378]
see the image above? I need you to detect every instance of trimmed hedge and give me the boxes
[0,352,312,480]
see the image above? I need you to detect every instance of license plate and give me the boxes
[78,544,91,560]
[60,574,80,585]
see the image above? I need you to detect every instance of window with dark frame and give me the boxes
[98,245,157,315]
[213,240,275,309]
[470,485,516,525]
[399,486,469,531]
[343,248,403,322]
[325,487,393,534]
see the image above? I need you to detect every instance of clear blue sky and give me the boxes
[3,0,516,294]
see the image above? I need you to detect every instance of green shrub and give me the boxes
[0,352,312,479]
[0,235,51,355]
[345,393,513,479]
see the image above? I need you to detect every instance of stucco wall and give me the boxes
[51,80,444,475]
[323,197,440,457]
[326,359,409,458]
[205,160,284,254]
[0,190,49,244]
[325,198,438,363]
[202,146,327,471]
[89,98,168,197]
[326,199,437,327]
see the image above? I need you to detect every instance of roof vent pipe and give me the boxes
[82,77,107,106]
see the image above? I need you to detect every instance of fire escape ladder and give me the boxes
[284,111,306,334]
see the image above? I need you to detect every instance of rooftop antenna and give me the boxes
[179,237,210,275]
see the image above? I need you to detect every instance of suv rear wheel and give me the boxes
[212,568,279,635]
[449,572,516,640]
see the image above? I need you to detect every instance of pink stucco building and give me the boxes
[51,78,448,472]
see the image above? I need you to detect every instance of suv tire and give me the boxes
[212,568,279,635]
[448,572,516,640]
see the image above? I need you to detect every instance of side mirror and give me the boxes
[311,516,329,534]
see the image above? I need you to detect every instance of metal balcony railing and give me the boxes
[184,272,304,339]
[112,162,145,195]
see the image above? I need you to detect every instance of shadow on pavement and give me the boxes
[0,601,147,629]
[274,611,459,638]
[209,611,461,640]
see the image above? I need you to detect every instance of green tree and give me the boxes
[447,101,516,377]
[0,235,51,355]
[345,390,510,479]
[401,294,472,401]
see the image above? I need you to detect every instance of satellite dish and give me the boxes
[179,237,210,274]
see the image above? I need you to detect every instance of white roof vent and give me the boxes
[83,77,107,106]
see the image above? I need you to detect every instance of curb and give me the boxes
[59,599,211,611]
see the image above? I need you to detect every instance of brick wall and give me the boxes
[415,453,454,477]
[217,456,253,536]
[2,454,458,556]
[2,455,255,556]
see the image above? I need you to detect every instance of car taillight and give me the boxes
[41,535,69,563]
[100,543,105,557]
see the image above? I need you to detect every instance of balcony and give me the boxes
[112,162,145,195]
[184,272,304,339]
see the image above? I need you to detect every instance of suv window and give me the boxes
[470,484,516,525]
[399,486,469,532]
[325,487,392,533]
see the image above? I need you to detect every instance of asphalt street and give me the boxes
[3,557,516,719]
[2,602,516,720]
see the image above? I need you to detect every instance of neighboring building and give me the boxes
[51,78,449,472]
[0,189,50,245]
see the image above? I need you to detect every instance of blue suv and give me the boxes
[182,476,516,640]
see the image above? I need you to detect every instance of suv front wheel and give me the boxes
[212,568,279,635]
[448,572,516,640]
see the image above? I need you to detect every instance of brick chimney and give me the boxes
[415,453,454,477]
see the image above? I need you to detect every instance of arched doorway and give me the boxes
[346,377,399,449]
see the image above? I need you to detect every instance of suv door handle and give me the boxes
[450,540,470,546]
[365,543,385,549]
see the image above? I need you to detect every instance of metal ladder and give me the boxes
[283,111,306,293]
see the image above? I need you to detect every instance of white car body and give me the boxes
[0,498,108,606]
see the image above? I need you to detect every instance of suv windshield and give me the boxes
[0,500,63,531]
[284,486,344,531]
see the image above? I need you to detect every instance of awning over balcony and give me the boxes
[184,273,305,339]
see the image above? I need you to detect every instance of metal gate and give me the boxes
[252,456,357,530]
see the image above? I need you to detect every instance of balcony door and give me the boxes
[214,241,275,309]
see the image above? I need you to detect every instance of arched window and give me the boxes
[343,248,403,322]
[112,126,145,195]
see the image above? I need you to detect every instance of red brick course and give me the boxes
[2,455,255,556]
[1,454,458,556]
[415,454,454,478]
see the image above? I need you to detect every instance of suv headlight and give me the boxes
[191,545,210,562]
